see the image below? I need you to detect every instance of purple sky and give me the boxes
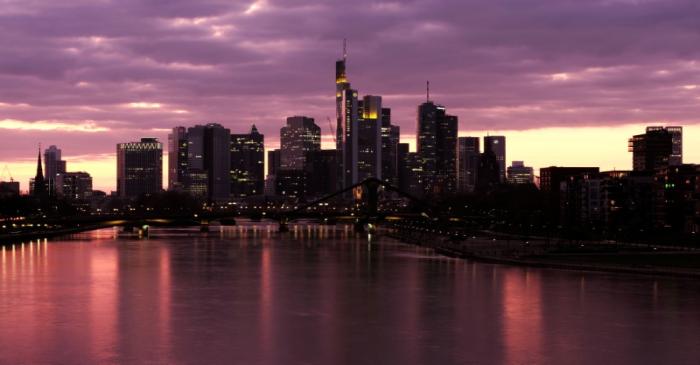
[1,0,700,189]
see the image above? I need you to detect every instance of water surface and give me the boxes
[1,223,699,364]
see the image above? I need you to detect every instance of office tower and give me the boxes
[44,145,66,194]
[357,95,383,182]
[336,40,351,151]
[507,161,534,184]
[484,136,506,183]
[55,172,93,200]
[168,127,188,191]
[267,149,281,177]
[457,137,480,193]
[117,138,163,199]
[381,108,400,186]
[280,116,321,171]
[629,127,674,172]
[230,125,265,197]
[338,88,359,188]
[186,123,231,201]
[305,149,338,197]
[416,96,458,194]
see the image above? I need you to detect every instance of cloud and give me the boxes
[0,119,110,132]
[1,0,700,190]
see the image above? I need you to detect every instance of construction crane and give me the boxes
[326,116,337,144]
[1,165,14,182]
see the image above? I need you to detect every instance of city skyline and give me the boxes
[3,0,700,191]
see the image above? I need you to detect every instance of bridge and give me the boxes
[1,178,434,242]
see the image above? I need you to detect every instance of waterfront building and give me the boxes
[116,138,163,198]
[185,123,231,201]
[230,125,265,197]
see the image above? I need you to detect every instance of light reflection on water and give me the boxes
[0,223,699,364]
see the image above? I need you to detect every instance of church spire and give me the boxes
[32,145,46,197]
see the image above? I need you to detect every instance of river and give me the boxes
[0,222,698,364]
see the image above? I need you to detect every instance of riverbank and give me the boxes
[385,226,700,278]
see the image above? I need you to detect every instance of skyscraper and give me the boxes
[168,127,188,191]
[381,108,400,186]
[117,138,162,199]
[416,95,458,194]
[230,125,265,197]
[629,127,674,172]
[44,145,66,195]
[357,95,383,182]
[484,136,506,182]
[186,123,231,201]
[280,116,321,171]
[457,137,480,193]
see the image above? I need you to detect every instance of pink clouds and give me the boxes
[0,0,699,187]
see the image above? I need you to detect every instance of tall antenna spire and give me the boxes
[426,80,430,102]
[343,38,347,61]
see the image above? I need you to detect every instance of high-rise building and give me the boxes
[457,137,480,193]
[381,108,400,186]
[44,145,66,194]
[484,136,506,183]
[117,138,163,199]
[507,161,534,185]
[230,125,265,197]
[416,98,458,194]
[629,126,681,171]
[186,123,231,201]
[280,116,321,171]
[168,127,188,191]
[338,87,359,189]
[357,95,383,182]
[55,172,92,200]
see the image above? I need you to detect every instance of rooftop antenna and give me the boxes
[343,38,347,61]
[426,80,430,102]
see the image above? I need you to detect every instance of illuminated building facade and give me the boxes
[230,125,265,197]
[117,138,163,198]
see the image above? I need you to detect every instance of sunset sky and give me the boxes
[1,0,699,192]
